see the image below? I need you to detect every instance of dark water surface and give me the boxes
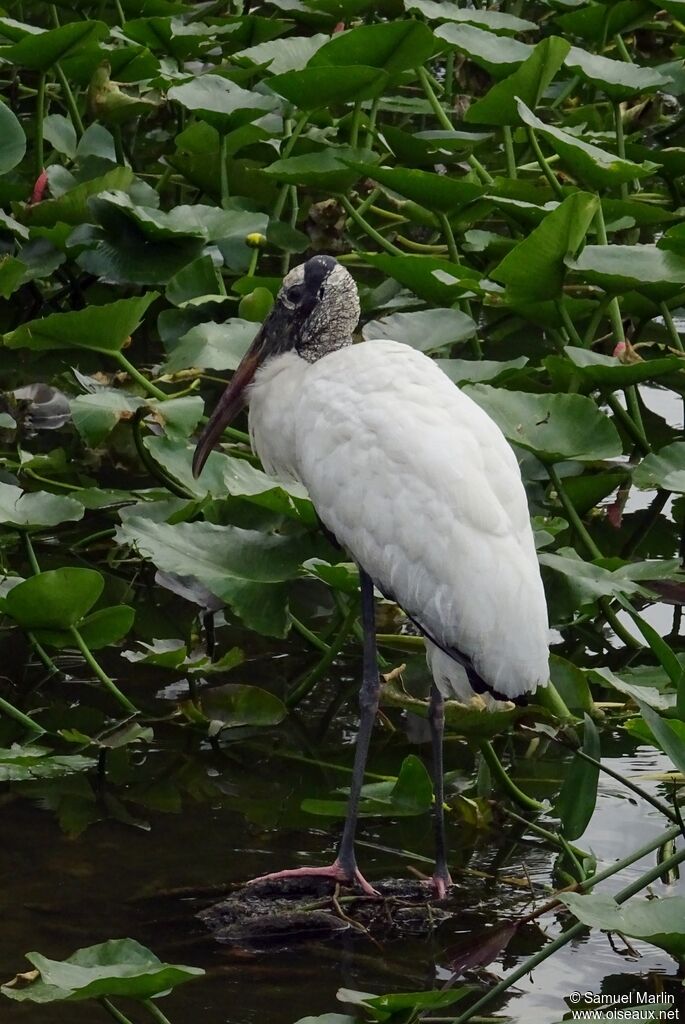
[2,688,684,1024]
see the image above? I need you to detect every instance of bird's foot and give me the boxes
[247,860,381,898]
[427,870,453,901]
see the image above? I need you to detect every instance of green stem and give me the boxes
[289,613,330,654]
[527,126,563,200]
[660,301,685,352]
[69,625,138,714]
[24,532,41,575]
[339,194,404,256]
[478,740,545,813]
[594,202,626,352]
[100,998,136,1024]
[557,301,584,347]
[438,212,460,265]
[502,809,589,862]
[502,125,517,179]
[549,465,601,559]
[155,164,173,195]
[452,843,685,1024]
[143,1000,174,1024]
[282,112,309,158]
[416,66,493,184]
[548,466,643,650]
[220,133,229,208]
[35,73,46,177]
[0,694,44,735]
[113,0,126,26]
[604,392,651,455]
[349,100,362,148]
[535,681,572,720]
[54,63,84,136]
[623,385,648,450]
[613,101,628,200]
[286,602,357,708]
[113,352,168,401]
[563,744,678,823]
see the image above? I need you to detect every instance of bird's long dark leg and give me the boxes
[334,567,381,888]
[429,683,452,899]
[246,568,380,897]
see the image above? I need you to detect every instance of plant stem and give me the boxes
[660,301,685,352]
[416,66,493,184]
[24,532,41,575]
[69,625,138,714]
[478,740,545,813]
[143,1000,174,1024]
[561,742,678,823]
[502,125,517,179]
[613,101,628,200]
[527,126,564,200]
[339,194,404,256]
[220,133,229,208]
[0,694,44,734]
[557,301,584,347]
[54,63,84,136]
[286,602,357,708]
[35,73,46,177]
[603,392,651,455]
[282,112,309,159]
[113,352,168,401]
[349,100,362,148]
[438,212,461,265]
[289,613,330,654]
[451,842,685,1024]
[100,999,136,1024]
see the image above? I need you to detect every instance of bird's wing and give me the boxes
[294,340,549,698]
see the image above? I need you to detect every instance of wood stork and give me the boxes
[193,254,550,898]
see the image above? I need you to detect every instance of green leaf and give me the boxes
[264,147,378,191]
[302,754,433,817]
[235,34,329,74]
[114,515,327,637]
[348,162,483,214]
[0,100,26,173]
[3,294,158,353]
[565,45,671,100]
[636,702,685,774]
[517,99,659,189]
[308,19,436,74]
[569,244,685,299]
[0,255,25,298]
[43,114,77,159]
[545,346,685,390]
[462,386,622,462]
[5,568,104,630]
[162,319,254,372]
[559,893,685,961]
[435,23,532,77]
[70,389,144,446]
[405,0,535,33]
[362,307,476,351]
[1,938,204,1002]
[165,255,224,307]
[168,74,278,129]
[22,167,135,228]
[0,20,109,71]
[491,192,598,304]
[362,253,482,305]
[268,66,389,107]
[0,482,83,529]
[634,442,685,493]
[0,745,96,783]
[437,356,529,385]
[555,713,600,840]
[36,605,136,650]
[466,37,570,126]
[199,684,287,729]
[539,548,648,619]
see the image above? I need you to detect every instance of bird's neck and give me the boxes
[298,333,353,364]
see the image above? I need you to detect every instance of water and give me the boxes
[2,669,683,1024]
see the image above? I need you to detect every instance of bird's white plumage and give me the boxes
[248,339,549,700]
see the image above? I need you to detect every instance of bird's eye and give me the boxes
[286,285,303,303]
[317,285,325,299]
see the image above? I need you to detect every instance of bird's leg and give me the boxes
[333,567,381,893]
[428,683,453,899]
[246,569,380,897]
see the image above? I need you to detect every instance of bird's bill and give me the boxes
[192,328,266,478]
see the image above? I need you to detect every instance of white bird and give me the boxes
[193,254,550,898]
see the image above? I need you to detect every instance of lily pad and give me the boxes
[3,294,158,353]
[462,386,622,462]
[0,482,83,529]
[559,893,685,962]
[1,938,204,1002]
[362,307,476,351]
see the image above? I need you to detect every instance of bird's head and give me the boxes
[192,254,359,477]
